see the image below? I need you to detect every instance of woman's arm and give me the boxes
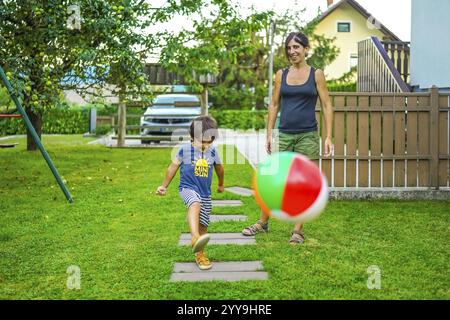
[315,69,334,157]
[266,69,283,154]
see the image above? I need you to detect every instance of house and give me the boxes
[314,0,401,80]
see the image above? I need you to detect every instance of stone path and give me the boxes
[171,186,267,282]
[170,261,268,282]
[210,215,247,222]
[178,233,256,245]
[211,200,243,206]
[225,186,254,197]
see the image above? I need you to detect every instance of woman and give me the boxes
[242,31,334,244]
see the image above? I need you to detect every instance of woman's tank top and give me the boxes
[278,66,318,133]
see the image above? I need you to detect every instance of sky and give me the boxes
[150,0,411,41]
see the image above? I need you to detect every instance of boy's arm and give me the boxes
[214,163,225,193]
[156,160,181,195]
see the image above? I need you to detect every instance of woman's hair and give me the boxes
[284,32,310,59]
[189,115,218,142]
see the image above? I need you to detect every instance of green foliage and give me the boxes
[95,124,112,136]
[0,0,219,149]
[210,109,267,130]
[0,86,13,109]
[327,67,357,92]
[164,5,339,111]
[328,82,356,92]
[0,104,88,135]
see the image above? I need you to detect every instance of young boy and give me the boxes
[156,116,224,270]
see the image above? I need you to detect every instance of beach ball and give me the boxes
[253,152,328,223]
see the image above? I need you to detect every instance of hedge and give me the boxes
[327,82,357,92]
[0,106,89,135]
[209,109,267,130]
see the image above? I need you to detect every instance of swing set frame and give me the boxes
[0,65,73,203]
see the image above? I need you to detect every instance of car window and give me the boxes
[152,95,200,108]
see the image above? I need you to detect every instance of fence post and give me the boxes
[89,107,97,134]
[430,86,439,189]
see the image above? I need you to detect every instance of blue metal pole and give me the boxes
[0,65,73,203]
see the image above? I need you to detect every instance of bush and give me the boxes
[95,124,112,136]
[327,82,357,92]
[0,105,89,135]
[210,109,267,130]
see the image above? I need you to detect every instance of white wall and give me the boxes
[410,0,450,90]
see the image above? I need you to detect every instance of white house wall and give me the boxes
[410,0,450,90]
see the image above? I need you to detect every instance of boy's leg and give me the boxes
[187,202,201,238]
[199,224,208,236]
[195,197,212,270]
[180,188,210,253]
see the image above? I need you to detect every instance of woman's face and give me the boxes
[286,38,308,63]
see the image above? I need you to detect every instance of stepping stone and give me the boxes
[225,186,254,197]
[210,215,247,222]
[178,233,255,245]
[212,200,243,207]
[170,261,268,282]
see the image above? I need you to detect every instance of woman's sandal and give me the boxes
[289,230,305,244]
[242,220,268,236]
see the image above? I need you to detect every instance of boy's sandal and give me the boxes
[192,234,210,253]
[195,251,212,270]
[289,231,305,244]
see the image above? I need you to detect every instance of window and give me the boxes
[337,22,351,32]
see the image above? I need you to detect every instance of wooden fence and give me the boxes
[316,88,450,189]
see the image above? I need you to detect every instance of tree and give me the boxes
[0,0,210,150]
[158,4,273,110]
[164,5,339,111]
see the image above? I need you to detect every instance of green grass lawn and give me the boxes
[0,135,449,299]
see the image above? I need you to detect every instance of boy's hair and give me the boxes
[284,32,310,58]
[189,115,218,142]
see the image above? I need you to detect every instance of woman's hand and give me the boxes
[155,186,167,196]
[217,185,225,193]
[266,135,273,155]
[323,137,334,157]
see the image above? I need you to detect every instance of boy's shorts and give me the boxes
[275,131,320,159]
[179,188,212,227]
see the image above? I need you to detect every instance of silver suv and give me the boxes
[140,94,201,144]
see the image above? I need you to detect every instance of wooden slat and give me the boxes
[319,105,332,182]
[382,96,394,187]
[394,96,406,187]
[346,96,357,187]
[438,110,449,186]
[417,95,430,108]
[438,95,450,108]
[406,110,418,187]
[418,111,430,187]
[331,106,432,112]
[330,92,429,97]
[358,96,369,187]
[370,97,382,187]
[334,100,345,187]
